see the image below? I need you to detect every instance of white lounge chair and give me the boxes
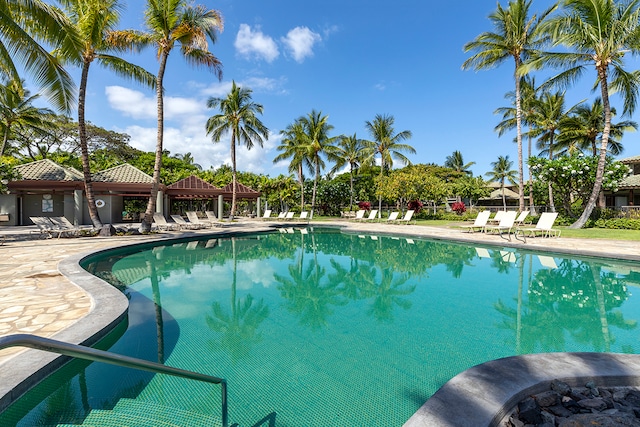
[30,216,56,238]
[395,210,415,225]
[487,210,506,225]
[356,210,378,222]
[297,211,310,223]
[170,214,203,229]
[152,213,180,231]
[460,210,491,233]
[204,211,227,227]
[284,212,295,220]
[386,212,400,223]
[516,212,560,240]
[484,210,517,240]
[350,210,366,221]
[186,211,211,228]
[261,209,272,220]
[514,210,530,226]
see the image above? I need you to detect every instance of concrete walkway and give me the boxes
[0,219,639,424]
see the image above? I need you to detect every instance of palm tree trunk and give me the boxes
[514,60,525,212]
[0,125,9,158]
[79,60,103,229]
[571,69,611,229]
[548,140,556,213]
[528,134,536,215]
[298,164,304,211]
[311,156,319,215]
[141,52,168,232]
[230,131,237,219]
[349,166,354,209]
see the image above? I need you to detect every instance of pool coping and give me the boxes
[1,221,640,425]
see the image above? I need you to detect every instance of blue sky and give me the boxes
[39,0,639,178]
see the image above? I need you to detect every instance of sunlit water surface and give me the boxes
[5,227,640,426]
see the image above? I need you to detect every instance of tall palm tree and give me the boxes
[274,121,311,211]
[298,110,337,215]
[363,113,414,216]
[0,79,52,157]
[138,0,223,232]
[57,0,155,229]
[0,0,79,112]
[206,81,268,219]
[528,90,582,212]
[486,155,518,210]
[525,0,640,228]
[463,0,557,212]
[495,76,539,213]
[444,150,475,175]
[329,133,368,209]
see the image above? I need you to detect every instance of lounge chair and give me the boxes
[153,213,180,231]
[487,210,505,224]
[297,211,310,223]
[204,211,227,227]
[274,212,287,220]
[171,214,204,229]
[284,212,295,220]
[49,216,91,237]
[29,216,55,238]
[386,212,400,223]
[186,211,212,228]
[460,210,491,233]
[355,210,377,222]
[514,210,530,226]
[395,210,416,225]
[350,210,366,221]
[515,212,560,241]
[260,209,272,220]
[484,210,517,240]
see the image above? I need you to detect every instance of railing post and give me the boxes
[221,380,228,427]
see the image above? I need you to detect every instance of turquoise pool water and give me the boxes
[4,227,640,426]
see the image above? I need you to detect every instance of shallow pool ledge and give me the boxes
[403,352,640,427]
[0,251,129,413]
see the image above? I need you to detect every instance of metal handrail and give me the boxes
[0,334,228,427]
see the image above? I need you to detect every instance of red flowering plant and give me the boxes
[358,201,371,211]
[407,200,423,213]
[451,201,466,215]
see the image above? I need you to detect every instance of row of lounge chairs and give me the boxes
[30,216,94,238]
[152,211,227,231]
[259,210,310,222]
[461,210,560,242]
[349,209,416,224]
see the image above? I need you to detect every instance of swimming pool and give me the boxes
[3,227,640,426]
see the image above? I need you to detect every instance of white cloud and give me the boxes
[281,26,321,63]
[105,86,156,120]
[235,24,279,62]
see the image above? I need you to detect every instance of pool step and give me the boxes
[56,398,224,427]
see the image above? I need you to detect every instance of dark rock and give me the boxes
[508,415,525,427]
[558,412,640,426]
[625,391,640,407]
[548,404,574,418]
[518,397,543,425]
[578,398,607,411]
[535,391,560,407]
[99,224,116,236]
[552,379,572,396]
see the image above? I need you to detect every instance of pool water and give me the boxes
[3,227,640,426]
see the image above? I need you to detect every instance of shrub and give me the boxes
[594,218,640,230]
[358,201,371,211]
[451,202,466,215]
[407,199,423,213]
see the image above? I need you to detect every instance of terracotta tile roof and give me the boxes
[620,155,640,164]
[13,159,83,181]
[167,175,220,190]
[619,174,640,188]
[221,182,260,195]
[92,164,153,183]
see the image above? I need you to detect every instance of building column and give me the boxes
[156,190,164,214]
[74,189,83,225]
[218,195,224,220]
[256,197,261,218]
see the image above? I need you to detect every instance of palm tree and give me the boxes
[363,113,414,216]
[495,76,539,213]
[444,150,475,175]
[206,81,268,219]
[298,110,337,215]
[0,79,52,158]
[329,133,368,209]
[138,0,223,232]
[274,121,311,211]
[463,0,557,212]
[528,90,582,212]
[0,0,79,112]
[558,99,637,157]
[525,0,640,228]
[486,155,518,210]
[57,0,155,229]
